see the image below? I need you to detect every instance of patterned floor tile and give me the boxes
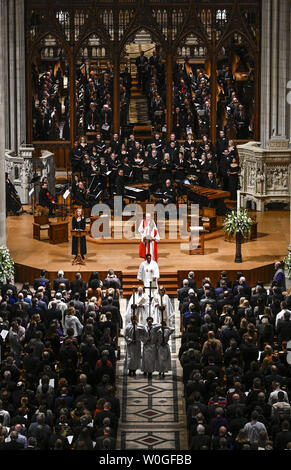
[116,297,188,450]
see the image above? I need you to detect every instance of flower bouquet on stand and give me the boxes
[0,246,15,284]
[283,252,291,280]
[223,209,253,263]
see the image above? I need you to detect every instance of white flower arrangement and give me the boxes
[223,209,253,238]
[0,246,15,284]
[284,252,291,278]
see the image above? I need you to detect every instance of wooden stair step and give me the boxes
[123,272,177,278]
[134,125,152,130]
[122,289,177,297]
[122,274,177,280]
[122,279,178,285]
[122,270,178,297]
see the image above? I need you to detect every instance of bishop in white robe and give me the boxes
[151,288,175,327]
[125,287,149,325]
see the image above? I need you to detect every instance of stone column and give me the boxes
[8,0,16,151]
[260,0,291,147]
[0,0,7,246]
[2,0,26,152]
[2,0,9,147]
[15,0,26,150]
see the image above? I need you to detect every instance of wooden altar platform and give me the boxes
[6,209,289,290]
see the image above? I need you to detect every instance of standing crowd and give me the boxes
[0,268,122,450]
[179,264,291,450]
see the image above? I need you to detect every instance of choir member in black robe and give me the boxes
[74,181,90,208]
[69,140,83,174]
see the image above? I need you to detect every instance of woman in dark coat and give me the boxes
[227,157,240,200]
[88,272,103,290]
[72,208,87,260]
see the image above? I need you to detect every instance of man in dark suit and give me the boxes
[277,310,291,347]
[250,286,266,308]
[160,179,176,206]
[95,427,116,450]
[181,291,200,316]
[114,168,125,197]
[94,401,118,436]
[33,269,51,296]
[73,384,97,414]
[71,292,85,316]
[264,365,284,394]
[4,430,25,450]
[204,170,219,210]
[183,271,197,291]
[53,270,69,292]
[204,171,217,189]
[216,270,232,289]
[216,130,229,158]
[199,290,217,313]
[70,273,86,301]
[13,293,31,318]
[274,420,291,451]
[46,301,62,327]
[217,291,234,316]
[233,285,247,310]
[233,276,251,298]
[1,278,18,301]
[178,280,190,311]
[101,297,119,326]
[197,280,216,301]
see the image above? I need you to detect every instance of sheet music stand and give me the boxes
[71,230,87,265]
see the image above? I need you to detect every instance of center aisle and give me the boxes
[116,298,188,450]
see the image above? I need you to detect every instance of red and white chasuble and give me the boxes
[138,218,160,262]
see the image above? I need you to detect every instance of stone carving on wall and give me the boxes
[246,162,257,191]
[237,141,291,211]
[256,170,264,194]
[266,166,289,191]
[5,145,55,204]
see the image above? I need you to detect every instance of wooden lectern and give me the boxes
[71,229,87,265]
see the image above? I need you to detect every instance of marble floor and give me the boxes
[116,299,189,450]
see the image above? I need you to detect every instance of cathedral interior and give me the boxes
[0,0,291,454]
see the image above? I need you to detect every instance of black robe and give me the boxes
[72,217,87,256]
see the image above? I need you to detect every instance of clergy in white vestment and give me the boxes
[141,317,161,378]
[151,286,175,327]
[156,322,175,377]
[124,315,146,376]
[138,213,160,262]
[125,286,149,325]
[137,253,160,291]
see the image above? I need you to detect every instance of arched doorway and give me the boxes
[216,32,256,141]
[120,28,166,143]
[173,32,211,140]
[74,33,112,142]
[30,34,70,142]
